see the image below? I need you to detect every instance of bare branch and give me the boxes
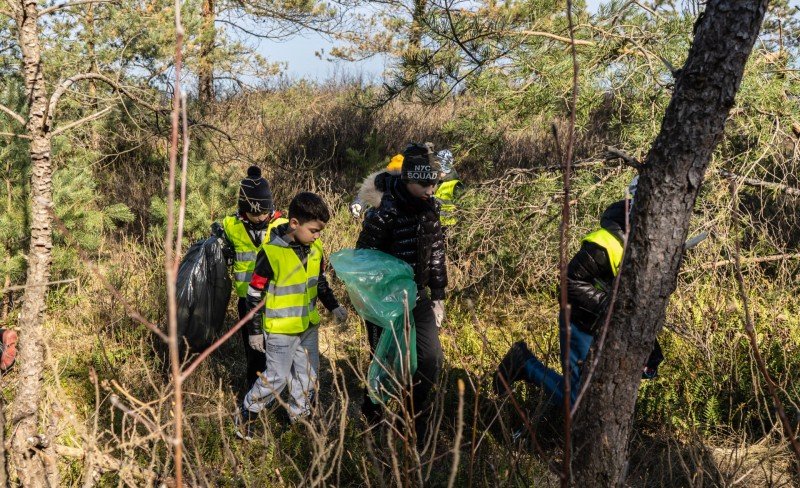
[516,29,595,46]
[180,296,267,381]
[692,252,800,271]
[47,73,160,129]
[38,0,117,17]
[0,132,32,139]
[605,145,643,169]
[51,105,114,136]
[0,103,26,125]
[719,169,800,196]
[2,279,78,294]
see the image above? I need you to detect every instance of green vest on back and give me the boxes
[222,215,288,297]
[582,228,624,277]
[435,179,460,226]
[262,237,323,334]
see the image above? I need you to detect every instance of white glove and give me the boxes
[349,202,362,218]
[432,300,445,328]
[248,334,265,353]
[333,306,349,324]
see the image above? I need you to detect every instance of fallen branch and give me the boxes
[719,170,800,196]
[690,253,800,272]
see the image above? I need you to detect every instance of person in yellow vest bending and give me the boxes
[235,192,348,440]
[433,149,463,227]
[493,177,663,406]
[211,165,287,388]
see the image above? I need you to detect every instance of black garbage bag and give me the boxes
[176,236,232,353]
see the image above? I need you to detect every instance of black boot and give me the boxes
[493,341,534,396]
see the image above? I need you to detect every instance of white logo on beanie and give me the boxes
[406,164,438,180]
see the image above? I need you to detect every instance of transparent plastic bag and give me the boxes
[330,249,417,404]
[176,236,232,353]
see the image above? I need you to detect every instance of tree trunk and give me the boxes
[572,0,768,485]
[11,1,57,486]
[2,168,11,320]
[198,0,215,107]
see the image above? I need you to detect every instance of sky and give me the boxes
[256,0,606,81]
[256,0,800,80]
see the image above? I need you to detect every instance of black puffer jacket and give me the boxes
[567,200,628,333]
[356,176,448,300]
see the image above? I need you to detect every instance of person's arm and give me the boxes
[316,257,340,312]
[246,249,273,335]
[210,221,235,264]
[356,207,393,252]
[318,256,348,323]
[428,215,448,301]
[566,242,613,330]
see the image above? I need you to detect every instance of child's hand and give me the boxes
[432,300,445,328]
[333,306,349,324]
[248,334,265,353]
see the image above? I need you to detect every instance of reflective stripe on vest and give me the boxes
[223,215,288,297]
[262,237,323,334]
[582,228,624,276]
[435,179,460,226]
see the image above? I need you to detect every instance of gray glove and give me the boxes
[349,202,362,218]
[432,300,445,328]
[248,334,265,353]
[333,306,348,324]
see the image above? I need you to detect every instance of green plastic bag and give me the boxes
[330,249,417,404]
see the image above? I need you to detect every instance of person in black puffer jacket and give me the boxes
[567,198,628,333]
[493,178,664,408]
[356,142,447,447]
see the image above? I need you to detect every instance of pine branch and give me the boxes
[38,0,119,17]
[516,30,595,46]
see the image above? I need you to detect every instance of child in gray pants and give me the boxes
[235,192,348,440]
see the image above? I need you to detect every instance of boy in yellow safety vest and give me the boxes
[432,149,463,228]
[493,177,663,406]
[235,192,348,440]
[211,165,287,388]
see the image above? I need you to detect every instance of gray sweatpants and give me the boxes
[243,325,319,420]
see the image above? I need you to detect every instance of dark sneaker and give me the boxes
[1,330,18,371]
[493,341,534,396]
[234,408,257,441]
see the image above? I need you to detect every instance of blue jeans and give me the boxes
[523,319,593,408]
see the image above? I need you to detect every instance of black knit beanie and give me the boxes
[238,166,274,214]
[401,142,441,184]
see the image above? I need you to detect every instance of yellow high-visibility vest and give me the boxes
[434,179,460,226]
[262,237,323,334]
[222,216,288,297]
[582,228,624,277]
